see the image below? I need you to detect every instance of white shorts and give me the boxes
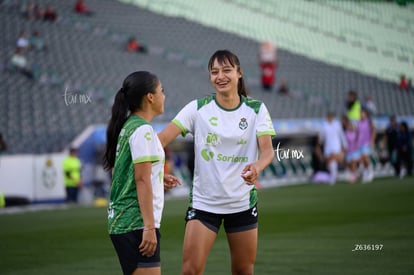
[324,146,342,157]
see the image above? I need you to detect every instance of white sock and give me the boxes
[329,161,338,183]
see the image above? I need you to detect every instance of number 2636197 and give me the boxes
[352,244,383,252]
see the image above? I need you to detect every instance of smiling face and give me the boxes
[209,58,242,95]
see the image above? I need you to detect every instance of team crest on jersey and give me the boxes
[239,118,248,130]
[206,132,219,146]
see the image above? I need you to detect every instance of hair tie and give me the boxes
[120,87,127,96]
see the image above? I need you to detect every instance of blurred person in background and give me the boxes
[30,31,47,51]
[343,117,360,183]
[104,71,180,275]
[126,36,148,54]
[399,74,408,90]
[319,112,347,185]
[33,4,43,19]
[396,121,413,178]
[356,109,376,183]
[259,41,277,91]
[21,2,43,20]
[74,0,94,16]
[363,95,377,116]
[62,148,82,203]
[158,49,275,275]
[346,90,361,123]
[384,115,399,176]
[21,1,34,19]
[16,30,29,51]
[277,79,290,96]
[43,4,57,22]
[9,47,35,79]
[310,136,332,184]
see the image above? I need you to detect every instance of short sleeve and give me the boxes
[171,100,197,137]
[129,125,160,164]
[256,103,276,137]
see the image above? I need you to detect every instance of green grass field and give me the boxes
[1,177,414,275]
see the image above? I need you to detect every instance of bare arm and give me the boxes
[134,161,157,257]
[241,135,275,184]
[157,122,182,148]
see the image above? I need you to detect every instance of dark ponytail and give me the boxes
[208,49,248,97]
[103,89,129,170]
[103,71,159,170]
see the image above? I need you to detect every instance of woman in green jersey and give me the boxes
[158,50,276,275]
[104,71,179,275]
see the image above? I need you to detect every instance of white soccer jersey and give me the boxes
[173,95,275,214]
[129,124,165,228]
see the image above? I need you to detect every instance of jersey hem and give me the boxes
[257,130,276,137]
[133,155,160,163]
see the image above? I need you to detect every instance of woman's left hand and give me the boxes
[241,164,260,185]
[163,174,181,190]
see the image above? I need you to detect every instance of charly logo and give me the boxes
[251,207,258,217]
[239,118,248,130]
[144,132,151,141]
[201,149,215,161]
[208,117,218,126]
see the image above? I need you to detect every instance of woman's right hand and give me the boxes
[139,228,157,257]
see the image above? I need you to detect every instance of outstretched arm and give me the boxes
[158,122,182,148]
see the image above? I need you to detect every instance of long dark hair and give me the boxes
[103,71,159,170]
[207,49,248,97]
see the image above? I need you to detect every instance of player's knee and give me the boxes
[231,260,254,275]
[231,262,254,275]
[182,261,204,275]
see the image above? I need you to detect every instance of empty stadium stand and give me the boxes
[1,0,413,155]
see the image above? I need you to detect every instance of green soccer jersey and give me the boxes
[108,115,165,235]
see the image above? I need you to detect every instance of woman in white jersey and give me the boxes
[158,50,276,275]
[319,112,347,184]
[103,71,179,275]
